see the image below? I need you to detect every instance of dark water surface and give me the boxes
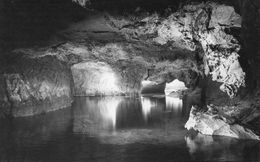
[0,96,259,162]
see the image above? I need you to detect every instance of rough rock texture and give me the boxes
[71,61,145,96]
[0,1,252,120]
[106,2,245,98]
[71,61,121,96]
[100,2,260,138]
[0,55,73,117]
[146,57,201,88]
[201,0,260,135]
[227,0,260,133]
[13,37,199,96]
[185,106,260,140]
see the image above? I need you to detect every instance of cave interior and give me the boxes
[1,0,260,161]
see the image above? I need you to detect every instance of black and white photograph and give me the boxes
[0,0,260,161]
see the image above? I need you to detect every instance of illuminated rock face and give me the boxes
[71,60,148,96]
[164,79,187,96]
[72,61,121,96]
[145,59,201,88]
[185,106,260,140]
[0,1,250,118]
[106,2,244,98]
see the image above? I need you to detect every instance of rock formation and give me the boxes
[1,0,260,140]
[100,2,260,139]
[185,106,260,140]
[0,54,73,117]
[105,2,245,98]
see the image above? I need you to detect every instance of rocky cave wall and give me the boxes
[1,0,259,128]
[0,54,73,117]
[105,2,245,98]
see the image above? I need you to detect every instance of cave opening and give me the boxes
[140,80,165,94]
[141,79,187,95]
[0,0,260,161]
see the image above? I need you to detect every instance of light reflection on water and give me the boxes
[140,96,156,121]
[74,95,183,132]
[73,97,122,134]
[165,96,183,114]
[0,96,259,161]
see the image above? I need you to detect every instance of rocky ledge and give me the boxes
[185,106,260,140]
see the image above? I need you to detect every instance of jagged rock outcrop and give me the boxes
[185,106,260,140]
[102,2,260,137]
[201,0,260,134]
[0,55,73,117]
[12,39,199,98]
[0,1,249,119]
[146,59,201,88]
[106,2,245,98]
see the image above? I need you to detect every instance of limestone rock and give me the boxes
[209,4,241,28]
[185,106,260,140]
[106,2,245,98]
[0,55,73,117]
[15,39,198,96]
[146,59,201,88]
[164,79,187,96]
[71,61,123,96]
[71,59,147,96]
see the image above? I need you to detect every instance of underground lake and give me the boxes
[1,0,260,161]
[0,95,259,161]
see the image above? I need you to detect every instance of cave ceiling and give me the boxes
[0,0,247,98]
[0,0,260,140]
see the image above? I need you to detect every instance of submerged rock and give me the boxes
[185,106,260,140]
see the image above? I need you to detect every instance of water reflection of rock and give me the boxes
[140,96,157,121]
[72,96,187,145]
[0,107,72,158]
[185,133,260,161]
[141,95,184,121]
[73,97,122,133]
[165,96,183,115]
[116,98,144,128]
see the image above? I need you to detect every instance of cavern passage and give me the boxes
[1,0,260,161]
